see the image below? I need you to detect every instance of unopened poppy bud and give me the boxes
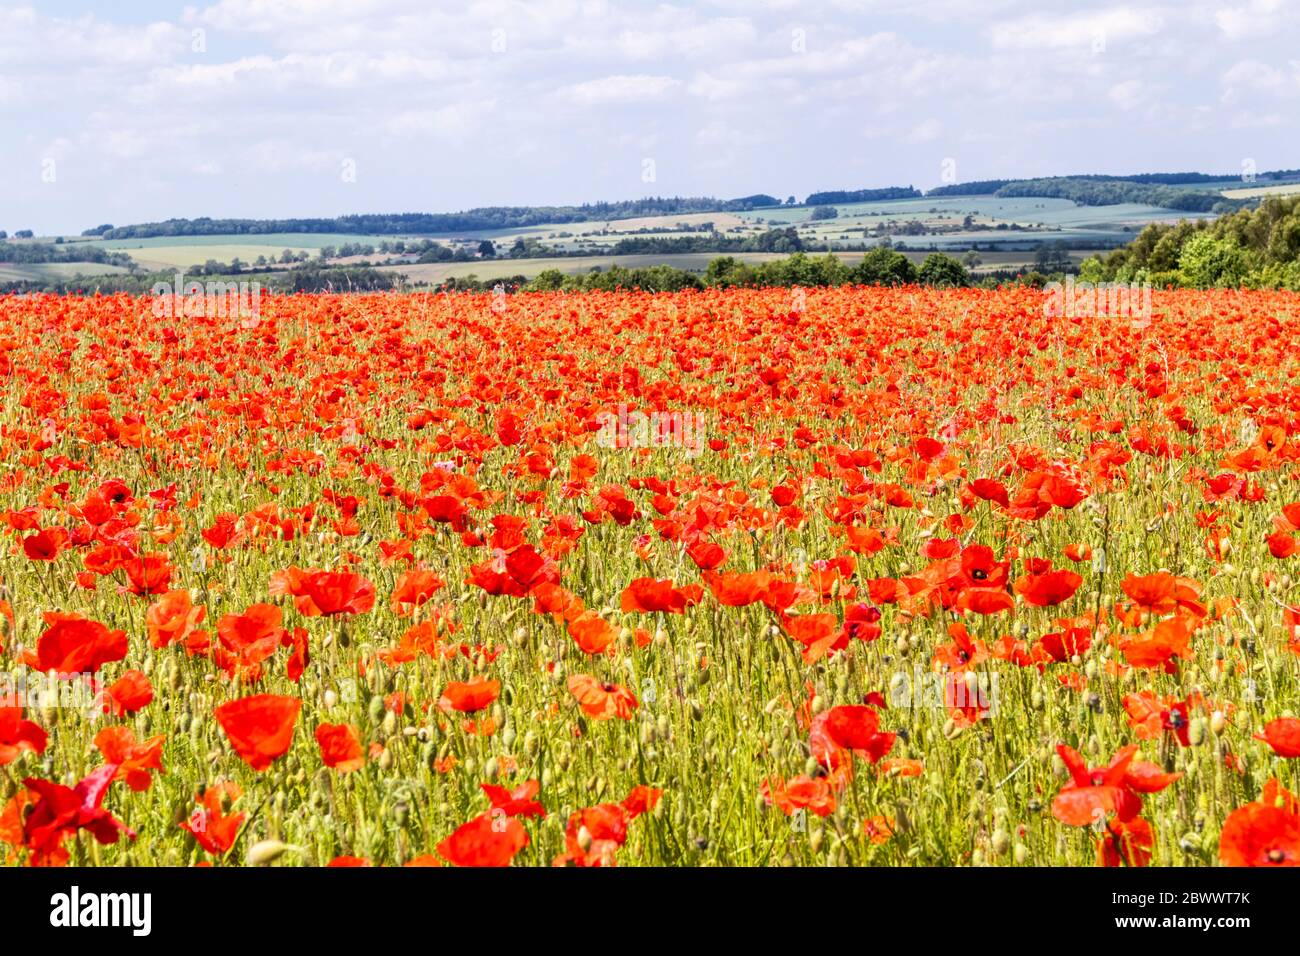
[484,757,500,781]
[577,825,593,853]
[1013,843,1028,864]
[1188,717,1207,746]
[1210,710,1227,735]
[323,689,338,710]
[248,840,301,866]
[991,829,1010,856]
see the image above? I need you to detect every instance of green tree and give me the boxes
[1179,233,1249,287]
[530,269,567,291]
[852,246,917,286]
[917,253,970,288]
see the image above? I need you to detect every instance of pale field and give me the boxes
[0,262,134,282]
[1221,183,1300,200]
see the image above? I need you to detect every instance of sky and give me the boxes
[1,0,1297,235]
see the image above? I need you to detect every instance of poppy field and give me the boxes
[3,284,1300,868]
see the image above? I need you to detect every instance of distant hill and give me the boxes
[72,168,1300,243]
[803,186,922,205]
[926,169,1300,212]
[86,195,784,240]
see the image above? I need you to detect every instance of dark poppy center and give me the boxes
[601,682,616,693]
[972,568,987,581]
[1269,848,1287,863]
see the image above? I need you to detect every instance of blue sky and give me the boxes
[2,0,1297,234]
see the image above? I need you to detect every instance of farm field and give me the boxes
[381,249,1062,285]
[0,262,134,284]
[1,286,1299,868]
[72,233,418,273]
[32,195,1218,280]
[1222,183,1300,200]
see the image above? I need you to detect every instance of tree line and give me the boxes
[1081,194,1300,290]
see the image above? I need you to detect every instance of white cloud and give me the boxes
[988,7,1163,50]
[3,0,1299,234]
[1215,0,1289,40]
[1108,79,1147,110]
[558,74,681,104]
[905,119,943,143]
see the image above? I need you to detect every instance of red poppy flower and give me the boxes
[762,776,836,818]
[619,577,704,614]
[567,611,617,655]
[1051,743,1175,827]
[288,568,376,617]
[214,694,301,771]
[553,787,661,867]
[104,670,153,716]
[180,782,245,856]
[438,677,500,713]
[315,723,365,772]
[1014,568,1083,607]
[1097,816,1154,867]
[22,764,135,866]
[93,726,165,792]
[22,527,69,562]
[25,612,128,675]
[1220,799,1300,867]
[122,552,174,596]
[481,780,546,819]
[1120,572,1179,614]
[1255,717,1300,758]
[568,674,638,720]
[390,568,445,616]
[0,708,47,765]
[145,589,206,649]
[436,811,528,867]
[702,569,773,607]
